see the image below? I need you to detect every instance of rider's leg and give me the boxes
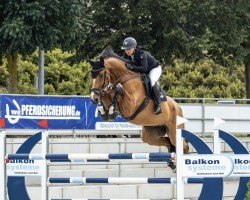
[149,66,162,114]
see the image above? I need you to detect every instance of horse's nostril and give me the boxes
[92,98,98,104]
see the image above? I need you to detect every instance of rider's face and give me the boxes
[125,48,135,56]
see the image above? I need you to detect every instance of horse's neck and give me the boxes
[118,77,146,118]
[108,67,127,81]
[106,58,147,117]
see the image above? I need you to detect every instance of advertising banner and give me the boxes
[0,95,137,130]
[0,95,86,129]
[181,154,234,178]
[230,155,250,177]
[6,159,44,177]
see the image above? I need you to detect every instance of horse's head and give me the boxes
[89,46,138,121]
[89,57,111,104]
[89,54,122,122]
[90,46,129,104]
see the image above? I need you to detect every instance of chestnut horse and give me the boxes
[90,47,189,169]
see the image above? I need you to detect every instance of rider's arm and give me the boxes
[127,51,148,73]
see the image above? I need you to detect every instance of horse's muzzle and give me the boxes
[91,98,98,104]
[90,92,99,104]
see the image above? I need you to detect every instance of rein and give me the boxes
[91,64,144,121]
[91,70,110,96]
[91,69,139,97]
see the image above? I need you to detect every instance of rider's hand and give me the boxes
[126,63,133,70]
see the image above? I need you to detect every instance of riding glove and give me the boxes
[126,63,133,70]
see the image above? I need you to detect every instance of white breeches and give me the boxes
[149,65,162,86]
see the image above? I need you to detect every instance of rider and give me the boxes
[121,37,162,115]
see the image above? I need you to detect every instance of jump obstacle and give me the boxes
[1,120,250,200]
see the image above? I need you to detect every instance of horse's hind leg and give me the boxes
[176,106,189,154]
[183,139,189,154]
[168,124,189,154]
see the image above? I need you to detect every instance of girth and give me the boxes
[123,97,150,121]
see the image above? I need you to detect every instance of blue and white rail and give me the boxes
[50,199,151,200]
[6,152,175,161]
[48,177,204,184]
[48,177,175,184]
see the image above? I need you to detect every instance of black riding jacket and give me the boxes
[123,48,159,74]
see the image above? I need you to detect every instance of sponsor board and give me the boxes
[6,159,44,177]
[181,154,233,178]
[0,95,135,130]
[230,155,250,177]
[95,122,142,130]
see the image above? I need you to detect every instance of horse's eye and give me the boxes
[99,74,104,78]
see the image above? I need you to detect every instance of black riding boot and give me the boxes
[152,84,162,115]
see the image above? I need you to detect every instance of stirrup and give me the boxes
[155,105,162,115]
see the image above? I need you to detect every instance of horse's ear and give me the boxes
[101,46,114,58]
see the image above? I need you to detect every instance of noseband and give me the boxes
[91,70,112,97]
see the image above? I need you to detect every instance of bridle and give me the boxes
[91,67,142,121]
[91,69,133,98]
[91,70,111,97]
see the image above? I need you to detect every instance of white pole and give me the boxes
[213,129,221,154]
[41,131,48,200]
[0,131,6,200]
[176,129,184,200]
[213,117,225,154]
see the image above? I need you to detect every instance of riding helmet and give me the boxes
[121,37,137,50]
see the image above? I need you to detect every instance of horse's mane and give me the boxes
[100,46,132,64]
[90,46,132,78]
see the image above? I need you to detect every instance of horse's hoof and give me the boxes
[167,161,176,173]
[108,112,119,121]
[101,113,109,121]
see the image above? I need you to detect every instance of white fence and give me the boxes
[182,103,250,134]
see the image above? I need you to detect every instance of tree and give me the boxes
[0,49,92,95]
[0,0,92,93]
[184,0,249,97]
[43,49,91,95]
[161,59,245,99]
[79,0,249,97]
